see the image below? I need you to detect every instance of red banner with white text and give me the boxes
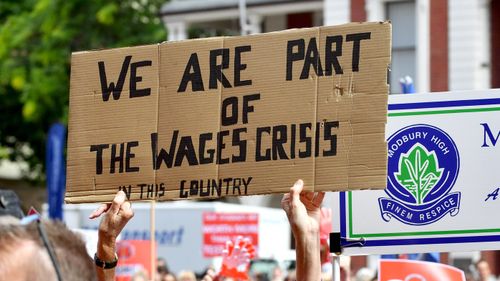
[202,212,259,257]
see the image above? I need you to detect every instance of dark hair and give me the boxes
[157,257,170,274]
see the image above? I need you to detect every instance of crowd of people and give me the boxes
[0,180,498,281]
[0,179,324,281]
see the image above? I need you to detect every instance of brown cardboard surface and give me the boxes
[66,22,391,203]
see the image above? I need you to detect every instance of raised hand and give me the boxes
[281,179,325,281]
[89,191,134,243]
[90,191,134,281]
[281,179,325,236]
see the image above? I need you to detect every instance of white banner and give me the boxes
[333,89,500,255]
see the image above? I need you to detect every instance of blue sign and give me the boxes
[46,123,66,220]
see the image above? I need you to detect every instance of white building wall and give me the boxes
[324,0,350,25]
[449,0,491,90]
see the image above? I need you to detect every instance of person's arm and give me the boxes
[281,179,324,281]
[89,191,134,281]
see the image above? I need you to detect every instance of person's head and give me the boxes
[157,257,170,275]
[272,266,283,279]
[355,267,375,281]
[162,273,177,281]
[475,259,492,280]
[132,270,149,281]
[178,270,197,281]
[0,217,95,281]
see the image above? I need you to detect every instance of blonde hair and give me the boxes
[178,270,197,281]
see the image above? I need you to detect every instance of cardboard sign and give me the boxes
[116,240,156,281]
[333,89,500,255]
[66,22,391,203]
[203,212,259,257]
[379,260,465,281]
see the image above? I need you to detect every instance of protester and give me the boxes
[281,179,324,281]
[131,270,149,281]
[0,190,132,281]
[0,217,95,281]
[0,179,327,281]
[201,179,324,281]
[163,273,177,281]
[178,270,197,281]
[89,190,135,281]
[156,257,171,280]
[271,266,284,281]
[354,267,375,281]
[474,259,497,281]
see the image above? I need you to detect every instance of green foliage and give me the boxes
[0,0,166,179]
[395,143,443,204]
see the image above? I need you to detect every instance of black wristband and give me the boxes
[94,253,118,269]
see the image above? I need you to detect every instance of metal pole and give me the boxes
[150,200,156,281]
[332,254,341,281]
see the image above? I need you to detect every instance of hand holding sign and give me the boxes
[89,191,134,281]
[281,179,325,235]
[281,179,324,281]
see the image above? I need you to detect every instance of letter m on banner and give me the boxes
[481,123,500,147]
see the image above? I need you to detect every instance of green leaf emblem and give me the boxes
[395,143,443,204]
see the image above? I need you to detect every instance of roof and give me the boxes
[160,0,316,16]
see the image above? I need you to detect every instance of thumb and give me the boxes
[110,191,126,214]
[290,179,303,203]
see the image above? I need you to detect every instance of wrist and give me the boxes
[291,223,320,238]
[97,236,116,261]
[94,252,118,269]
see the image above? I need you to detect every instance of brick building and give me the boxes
[160,0,500,276]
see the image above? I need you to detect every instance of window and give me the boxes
[386,1,416,94]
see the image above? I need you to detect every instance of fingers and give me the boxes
[110,191,127,215]
[290,179,304,203]
[89,203,110,219]
[321,207,332,219]
[280,192,290,211]
[120,201,134,220]
[302,191,315,201]
[224,241,234,256]
[312,192,325,206]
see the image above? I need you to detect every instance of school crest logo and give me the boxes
[379,124,461,225]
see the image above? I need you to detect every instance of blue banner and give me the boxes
[46,123,66,220]
[379,192,461,226]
